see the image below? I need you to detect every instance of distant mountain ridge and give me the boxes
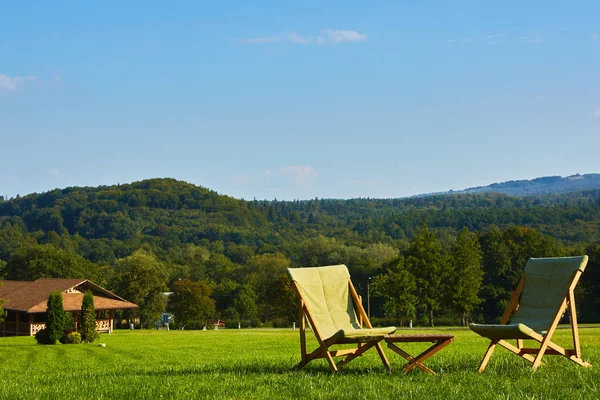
[425,173,600,197]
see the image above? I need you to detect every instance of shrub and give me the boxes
[269,318,292,328]
[62,332,81,344]
[46,291,65,344]
[35,328,52,345]
[64,312,75,331]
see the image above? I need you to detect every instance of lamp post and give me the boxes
[367,277,372,319]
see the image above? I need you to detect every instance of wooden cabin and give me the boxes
[0,278,138,336]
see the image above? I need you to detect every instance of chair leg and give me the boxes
[532,338,551,370]
[325,351,338,372]
[388,343,437,375]
[478,341,498,373]
[375,342,392,372]
[296,346,327,370]
[404,338,454,374]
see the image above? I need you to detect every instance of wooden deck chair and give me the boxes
[287,265,396,372]
[470,256,591,372]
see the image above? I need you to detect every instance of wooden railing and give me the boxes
[2,322,33,336]
[96,319,112,333]
[2,319,113,336]
[31,323,45,336]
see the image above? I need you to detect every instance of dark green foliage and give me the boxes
[479,226,561,323]
[405,226,450,327]
[261,276,297,324]
[4,244,102,283]
[580,242,600,322]
[234,284,259,321]
[46,291,65,345]
[63,331,81,344]
[448,228,483,326]
[35,328,52,345]
[0,178,599,326]
[373,256,417,326]
[167,279,215,329]
[112,250,168,328]
[80,291,99,343]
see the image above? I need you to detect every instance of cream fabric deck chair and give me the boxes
[288,265,396,372]
[470,256,591,372]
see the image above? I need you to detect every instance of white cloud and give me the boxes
[593,107,600,117]
[279,165,317,188]
[487,33,507,38]
[48,168,62,177]
[237,29,367,46]
[287,32,312,44]
[0,74,36,92]
[322,29,368,44]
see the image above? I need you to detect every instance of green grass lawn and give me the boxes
[0,327,598,399]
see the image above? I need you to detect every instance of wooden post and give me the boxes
[74,311,79,331]
[568,290,581,358]
[110,310,115,333]
[29,314,34,336]
[16,312,20,336]
[299,299,306,364]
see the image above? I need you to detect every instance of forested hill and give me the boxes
[1,178,600,327]
[429,173,600,197]
[1,177,600,256]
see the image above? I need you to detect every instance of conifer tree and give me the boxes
[46,290,65,344]
[80,290,98,343]
[405,225,450,327]
[449,227,483,326]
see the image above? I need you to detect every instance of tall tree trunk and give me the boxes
[429,308,434,327]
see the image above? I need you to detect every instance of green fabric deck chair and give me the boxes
[470,256,591,372]
[288,264,396,372]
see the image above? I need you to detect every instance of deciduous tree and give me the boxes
[167,279,215,329]
[113,249,168,328]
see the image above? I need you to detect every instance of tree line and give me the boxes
[0,179,599,327]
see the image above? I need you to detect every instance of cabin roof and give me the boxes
[0,278,138,313]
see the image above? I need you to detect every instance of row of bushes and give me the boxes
[35,290,99,345]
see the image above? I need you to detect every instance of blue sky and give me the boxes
[1,1,599,200]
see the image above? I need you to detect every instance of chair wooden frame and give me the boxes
[477,267,592,372]
[385,334,455,375]
[292,278,391,372]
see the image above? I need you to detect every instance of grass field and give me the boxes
[0,327,598,399]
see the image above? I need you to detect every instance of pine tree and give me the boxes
[372,256,417,326]
[80,290,98,343]
[46,290,65,344]
[405,225,450,327]
[449,227,483,326]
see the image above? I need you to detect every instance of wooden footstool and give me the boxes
[384,334,455,374]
